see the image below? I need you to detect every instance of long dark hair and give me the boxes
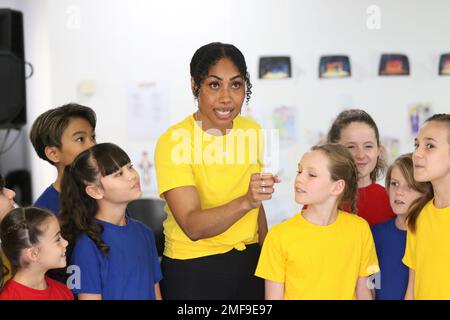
[327,109,385,183]
[0,207,54,280]
[190,42,252,104]
[311,143,359,213]
[59,143,131,257]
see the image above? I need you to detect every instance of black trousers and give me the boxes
[160,243,264,300]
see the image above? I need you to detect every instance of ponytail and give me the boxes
[60,143,130,256]
[60,155,109,256]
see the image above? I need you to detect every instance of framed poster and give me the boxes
[319,55,351,78]
[379,54,409,76]
[259,56,291,79]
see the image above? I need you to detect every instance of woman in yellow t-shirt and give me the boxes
[0,174,17,287]
[403,114,450,300]
[155,42,280,299]
[256,143,379,300]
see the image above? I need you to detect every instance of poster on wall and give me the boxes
[272,105,298,144]
[129,148,158,197]
[379,54,410,76]
[305,128,326,146]
[381,136,400,164]
[318,55,351,78]
[439,53,450,75]
[409,103,433,135]
[127,81,170,140]
[259,56,292,79]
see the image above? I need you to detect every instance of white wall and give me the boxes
[3,0,449,225]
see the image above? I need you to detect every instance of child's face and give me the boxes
[35,216,68,270]
[388,166,424,216]
[99,163,142,204]
[413,121,450,183]
[0,186,16,222]
[338,122,380,186]
[295,150,338,205]
[196,58,245,133]
[56,117,96,167]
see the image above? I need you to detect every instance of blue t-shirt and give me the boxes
[70,216,162,300]
[371,218,408,300]
[34,184,60,215]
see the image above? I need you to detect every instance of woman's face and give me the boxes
[195,58,245,134]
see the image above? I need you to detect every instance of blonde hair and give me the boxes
[311,143,359,213]
[386,153,433,233]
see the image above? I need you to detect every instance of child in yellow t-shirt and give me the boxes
[403,114,450,300]
[255,143,379,300]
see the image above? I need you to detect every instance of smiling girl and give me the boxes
[0,207,73,300]
[327,109,395,225]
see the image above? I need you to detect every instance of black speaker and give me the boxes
[0,9,26,129]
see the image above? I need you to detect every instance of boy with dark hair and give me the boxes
[29,103,97,214]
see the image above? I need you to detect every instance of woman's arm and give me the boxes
[258,205,268,246]
[154,283,162,300]
[355,276,374,300]
[164,173,280,241]
[404,268,415,300]
[265,280,284,300]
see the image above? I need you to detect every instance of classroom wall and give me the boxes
[1,0,449,225]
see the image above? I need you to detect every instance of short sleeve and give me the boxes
[70,236,102,295]
[154,130,196,198]
[359,221,380,277]
[146,229,163,283]
[255,227,286,283]
[402,227,416,270]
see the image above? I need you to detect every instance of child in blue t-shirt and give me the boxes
[371,153,432,300]
[59,143,162,300]
[29,103,97,215]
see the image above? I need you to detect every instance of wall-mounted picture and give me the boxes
[379,54,409,76]
[259,56,291,79]
[319,55,351,78]
[409,103,432,135]
[439,53,450,75]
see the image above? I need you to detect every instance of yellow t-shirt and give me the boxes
[255,211,379,300]
[1,250,12,284]
[155,114,264,259]
[402,200,450,299]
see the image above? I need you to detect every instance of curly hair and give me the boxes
[190,42,252,104]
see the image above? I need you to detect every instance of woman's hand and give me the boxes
[245,173,281,209]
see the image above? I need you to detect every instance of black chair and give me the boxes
[127,198,167,257]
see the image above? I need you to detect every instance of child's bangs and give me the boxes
[93,143,131,176]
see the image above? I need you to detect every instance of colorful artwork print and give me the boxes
[319,55,351,78]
